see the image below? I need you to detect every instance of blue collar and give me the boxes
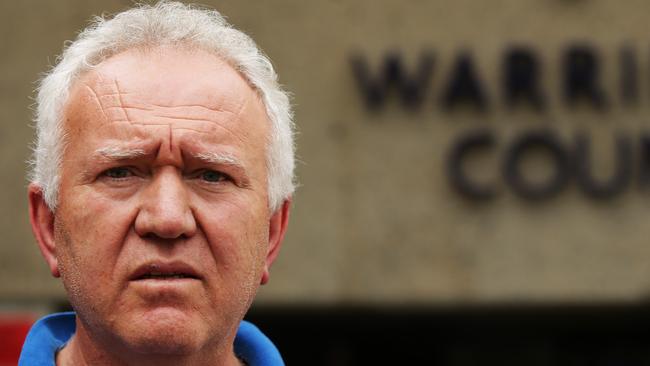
[19,312,284,366]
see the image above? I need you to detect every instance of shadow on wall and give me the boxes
[246,303,650,366]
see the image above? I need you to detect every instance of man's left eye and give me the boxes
[201,170,228,183]
[103,167,133,179]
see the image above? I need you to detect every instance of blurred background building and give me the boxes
[2,0,650,364]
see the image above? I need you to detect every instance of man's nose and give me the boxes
[134,167,197,239]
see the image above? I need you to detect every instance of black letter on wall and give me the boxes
[441,52,488,111]
[563,45,607,109]
[503,131,570,200]
[351,51,434,110]
[639,134,650,189]
[620,46,638,104]
[447,129,497,200]
[574,133,632,199]
[503,47,545,110]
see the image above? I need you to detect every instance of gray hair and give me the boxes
[30,1,295,212]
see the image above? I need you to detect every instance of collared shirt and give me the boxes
[18,312,284,366]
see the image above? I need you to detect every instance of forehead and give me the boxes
[64,46,270,146]
[86,46,260,111]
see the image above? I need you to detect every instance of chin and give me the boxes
[129,334,200,355]
[130,337,196,355]
[121,308,210,355]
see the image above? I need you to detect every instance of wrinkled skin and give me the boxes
[28,46,290,366]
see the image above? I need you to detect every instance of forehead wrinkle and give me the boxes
[103,99,238,116]
[104,119,251,145]
[82,84,109,123]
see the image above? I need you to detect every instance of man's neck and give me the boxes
[56,322,243,366]
[57,344,245,366]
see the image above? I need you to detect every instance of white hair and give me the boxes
[30,1,295,212]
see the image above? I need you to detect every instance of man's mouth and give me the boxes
[130,262,201,281]
[137,272,197,280]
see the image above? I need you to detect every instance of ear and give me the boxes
[261,198,291,285]
[28,183,60,278]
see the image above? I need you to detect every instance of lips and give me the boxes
[130,262,201,281]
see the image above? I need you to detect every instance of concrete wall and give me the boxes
[3,0,650,306]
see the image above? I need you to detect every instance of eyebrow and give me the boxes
[92,146,248,174]
[194,151,245,169]
[94,146,147,160]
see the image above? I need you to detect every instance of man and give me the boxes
[19,2,294,365]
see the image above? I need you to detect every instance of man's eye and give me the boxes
[201,170,227,183]
[103,167,132,179]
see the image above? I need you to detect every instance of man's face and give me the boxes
[38,47,283,354]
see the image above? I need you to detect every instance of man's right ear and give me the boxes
[28,183,60,278]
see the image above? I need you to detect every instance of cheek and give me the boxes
[54,194,140,318]
[198,200,269,273]
[56,187,138,275]
[69,185,136,232]
[53,216,111,316]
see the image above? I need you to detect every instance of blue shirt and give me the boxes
[19,312,284,366]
